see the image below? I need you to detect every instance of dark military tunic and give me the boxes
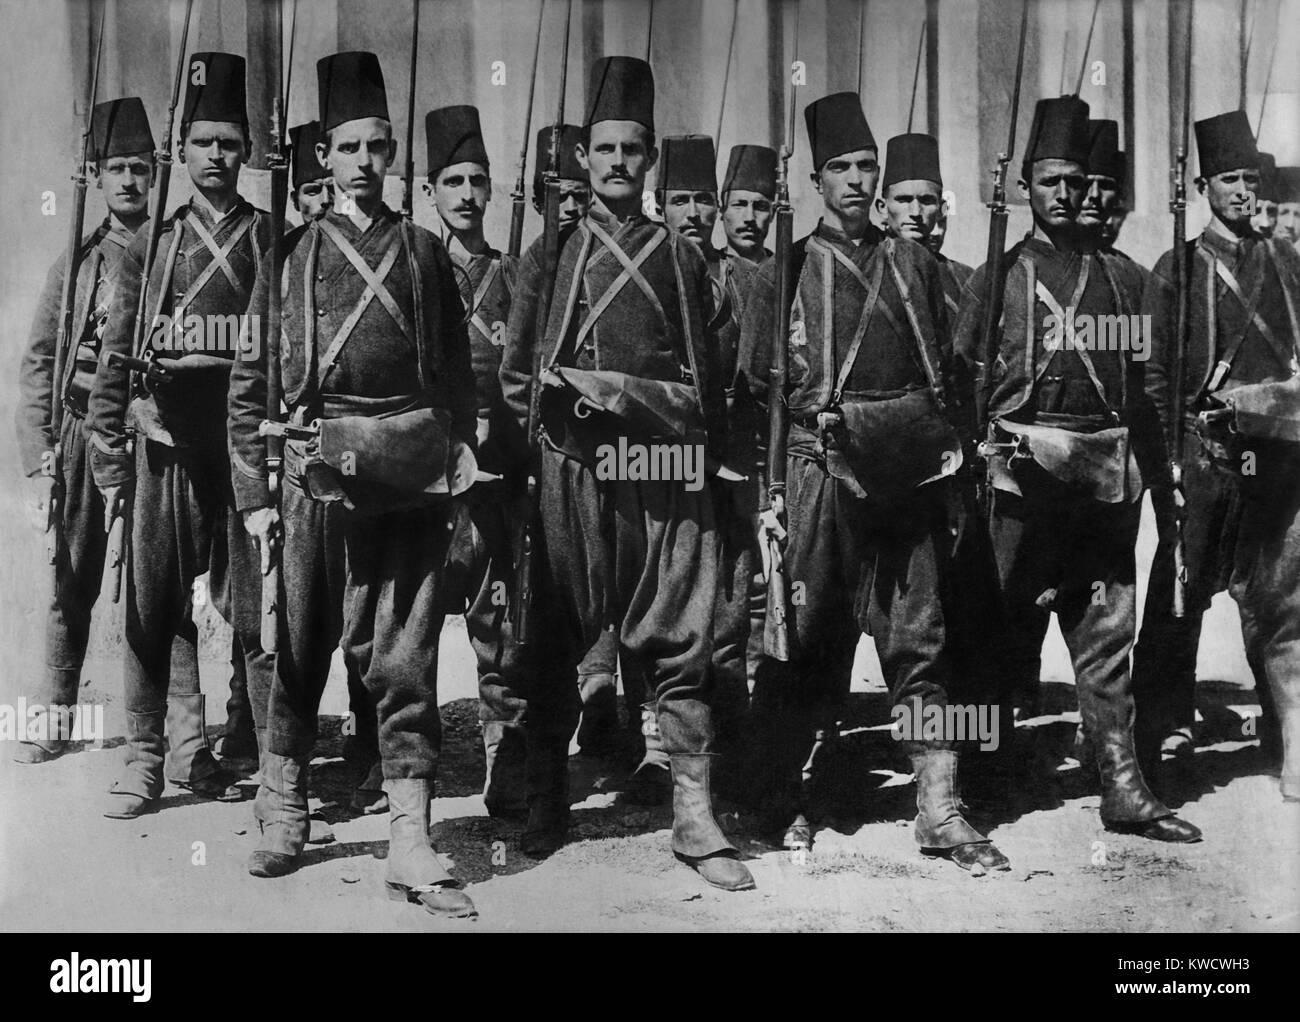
[952,234,1169,825]
[1132,224,1300,786]
[500,199,730,857]
[228,205,485,777]
[16,219,142,731]
[86,196,275,772]
[739,219,973,846]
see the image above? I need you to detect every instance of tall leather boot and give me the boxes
[912,749,1011,872]
[1262,653,1300,802]
[248,752,310,877]
[624,702,672,805]
[383,779,476,917]
[251,731,332,849]
[1094,721,1201,841]
[670,753,754,891]
[482,720,528,819]
[521,731,571,859]
[103,710,166,819]
[164,693,241,801]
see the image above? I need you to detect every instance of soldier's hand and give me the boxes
[757,494,787,580]
[144,357,178,393]
[23,474,55,531]
[100,485,128,533]
[242,507,281,574]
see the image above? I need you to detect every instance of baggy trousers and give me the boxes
[124,438,272,754]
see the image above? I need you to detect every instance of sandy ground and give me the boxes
[0,486,1297,932]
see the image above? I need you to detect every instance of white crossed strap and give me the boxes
[1208,255,1297,389]
[462,258,501,343]
[553,219,668,362]
[1025,252,1118,414]
[176,208,255,314]
[314,218,411,385]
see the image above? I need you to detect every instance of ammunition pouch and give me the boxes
[539,367,710,470]
[822,387,962,503]
[285,403,477,516]
[1194,376,1300,477]
[986,415,1142,504]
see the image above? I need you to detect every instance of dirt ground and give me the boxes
[1,626,1296,933]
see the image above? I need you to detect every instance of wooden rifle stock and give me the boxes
[1168,0,1194,618]
[974,0,1029,511]
[261,0,292,653]
[48,2,107,572]
[511,0,571,645]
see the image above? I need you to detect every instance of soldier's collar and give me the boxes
[1019,232,1084,261]
[1201,215,1253,259]
[188,190,249,226]
[326,202,398,238]
[104,214,139,248]
[813,218,882,249]
[586,197,648,232]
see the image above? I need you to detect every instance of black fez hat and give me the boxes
[722,144,777,199]
[289,121,329,189]
[1022,95,1091,175]
[659,135,718,193]
[882,133,942,191]
[426,105,490,180]
[805,92,876,171]
[317,52,389,132]
[1086,119,1126,184]
[1256,152,1277,203]
[1194,110,1259,179]
[586,56,655,131]
[91,97,154,161]
[181,52,247,130]
[1277,166,1300,204]
[534,125,585,191]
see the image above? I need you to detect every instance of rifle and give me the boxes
[110,0,197,600]
[762,0,799,663]
[508,0,547,258]
[48,1,106,577]
[973,0,1029,508]
[261,0,294,653]
[402,0,420,217]
[511,0,573,645]
[1168,0,1194,617]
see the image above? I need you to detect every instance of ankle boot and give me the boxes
[165,694,241,800]
[104,710,166,819]
[383,779,476,918]
[12,700,74,764]
[482,719,528,819]
[670,753,755,892]
[248,752,310,877]
[521,732,570,859]
[1095,725,1201,842]
[625,702,672,805]
[911,749,1010,872]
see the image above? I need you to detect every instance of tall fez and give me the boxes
[91,97,154,161]
[1257,152,1277,203]
[289,120,329,189]
[534,124,585,189]
[181,52,247,130]
[882,133,942,191]
[318,51,389,132]
[805,92,876,171]
[1021,95,1091,174]
[426,105,490,180]
[586,56,655,131]
[1277,166,1300,204]
[1194,110,1259,179]
[659,134,718,193]
[1086,119,1126,185]
[723,144,778,199]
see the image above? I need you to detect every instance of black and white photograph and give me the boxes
[0,0,1297,953]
